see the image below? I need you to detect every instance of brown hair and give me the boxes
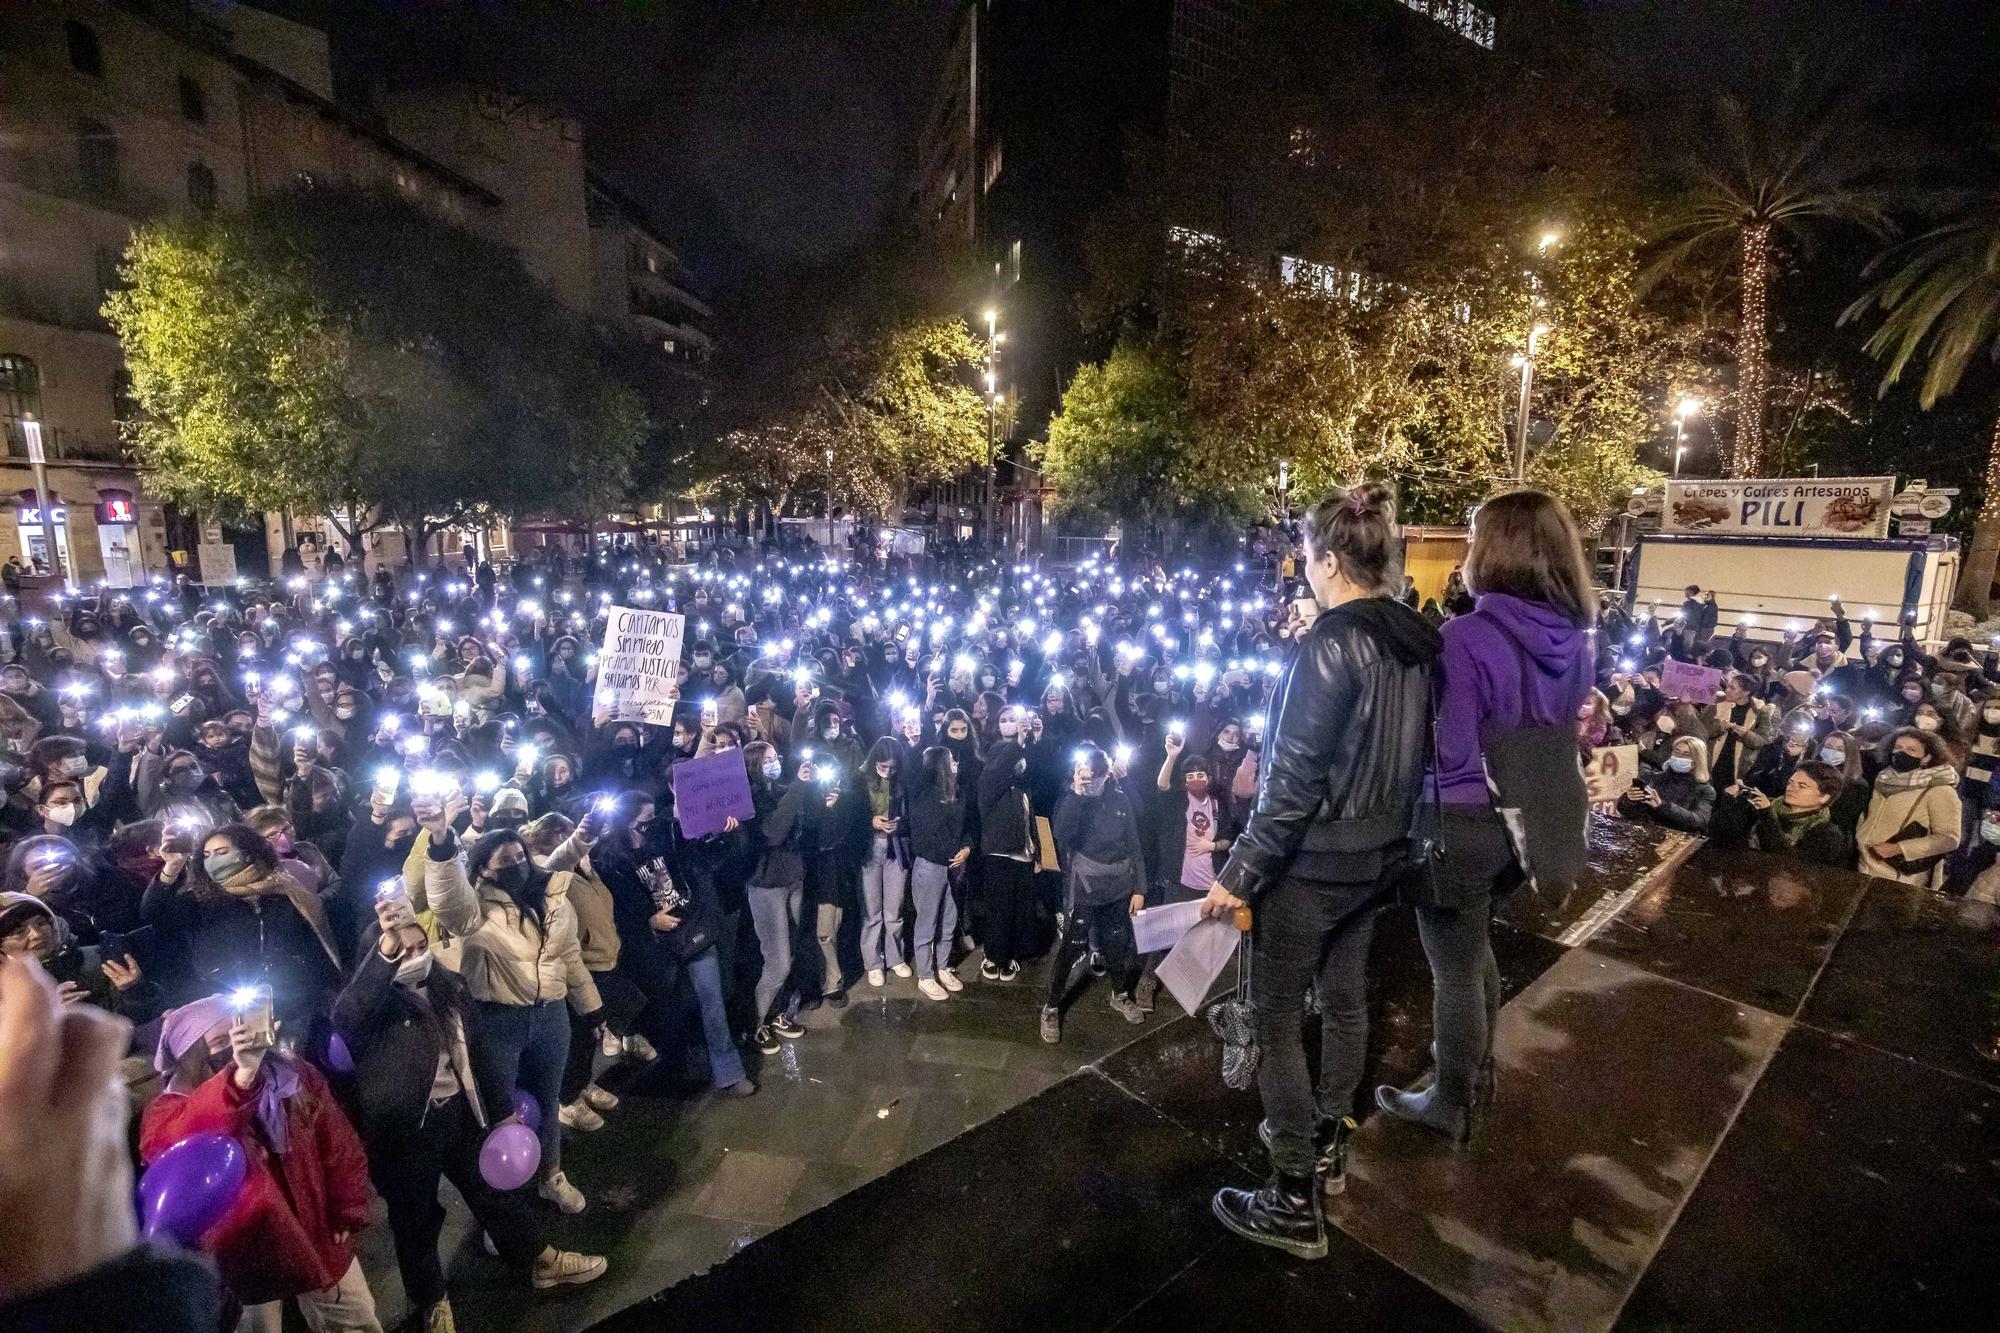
[1463,489,1595,628]
[1301,483,1398,596]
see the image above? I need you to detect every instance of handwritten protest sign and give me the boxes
[1659,659,1724,703]
[670,750,754,839]
[1584,745,1640,805]
[592,606,685,723]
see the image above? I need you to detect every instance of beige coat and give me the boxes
[425,848,601,1013]
[1854,768,1962,889]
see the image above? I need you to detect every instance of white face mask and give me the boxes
[394,950,434,985]
[1915,715,1940,732]
[998,721,1018,738]
[823,725,840,740]
[43,803,77,827]
[61,756,88,776]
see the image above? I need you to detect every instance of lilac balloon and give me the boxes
[509,1088,542,1133]
[479,1122,540,1191]
[325,1032,355,1074]
[139,1132,247,1245]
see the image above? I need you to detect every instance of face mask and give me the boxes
[1666,755,1694,774]
[1932,681,1953,698]
[1884,653,1904,668]
[43,803,77,827]
[614,740,638,753]
[61,756,88,777]
[1888,751,1922,773]
[1656,717,1676,735]
[170,768,203,793]
[1216,736,1240,752]
[1750,656,1768,669]
[823,724,840,740]
[394,950,434,985]
[1185,778,1210,797]
[387,833,416,857]
[1902,689,1923,703]
[1819,747,1845,766]
[268,831,295,856]
[488,862,530,895]
[336,706,356,720]
[1915,715,1940,733]
[998,721,1018,738]
[1982,820,2000,847]
[204,852,245,882]
[1611,702,1632,715]
[762,760,783,780]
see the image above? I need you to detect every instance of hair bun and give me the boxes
[1344,482,1395,520]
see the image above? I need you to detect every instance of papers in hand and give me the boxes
[1131,899,1205,955]
[1156,917,1241,1016]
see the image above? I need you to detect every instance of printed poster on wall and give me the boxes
[592,606,685,723]
[1661,477,1894,540]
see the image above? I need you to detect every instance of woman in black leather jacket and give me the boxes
[1202,483,1441,1263]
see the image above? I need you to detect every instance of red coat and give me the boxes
[139,1057,374,1305]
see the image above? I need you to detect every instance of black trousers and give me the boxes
[1045,897,1140,1009]
[981,855,1038,968]
[368,1091,545,1309]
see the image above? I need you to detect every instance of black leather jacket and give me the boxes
[1218,596,1441,897]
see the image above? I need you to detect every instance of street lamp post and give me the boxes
[1512,324,1547,482]
[982,309,1000,550]
[1672,395,1702,479]
[21,417,70,591]
[824,446,835,552]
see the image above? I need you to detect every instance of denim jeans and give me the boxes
[910,858,956,976]
[685,950,748,1088]
[747,882,802,1024]
[476,998,570,1176]
[860,836,909,970]
[1416,808,1514,1106]
[1251,874,1389,1177]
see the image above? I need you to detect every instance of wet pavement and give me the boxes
[357,815,2000,1331]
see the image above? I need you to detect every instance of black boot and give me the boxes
[1212,1171,1327,1260]
[1257,1115,1355,1196]
[1373,1084,1472,1145]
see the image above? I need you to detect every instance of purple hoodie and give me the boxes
[1436,592,1594,806]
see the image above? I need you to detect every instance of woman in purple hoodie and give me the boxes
[1376,490,1595,1142]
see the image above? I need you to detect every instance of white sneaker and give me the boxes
[558,1101,604,1132]
[538,1170,586,1214]
[918,977,949,1001]
[621,1033,658,1063]
[937,967,964,993]
[581,1083,619,1113]
[891,962,913,978]
[866,968,887,988]
[531,1249,607,1289]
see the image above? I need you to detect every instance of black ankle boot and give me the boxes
[1256,1115,1355,1196]
[1373,1084,1472,1145]
[1212,1171,1327,1260]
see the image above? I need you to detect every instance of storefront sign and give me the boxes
[16,507,66,526]
[1662,477,1894,540]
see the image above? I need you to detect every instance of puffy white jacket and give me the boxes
[424,836,601,1013]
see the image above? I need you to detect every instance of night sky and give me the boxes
[261,0,953,295]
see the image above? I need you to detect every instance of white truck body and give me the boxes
[1625,533,1961,646]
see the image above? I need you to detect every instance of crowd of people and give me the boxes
[3,492,1993,1322]
[1587,588,2000,897]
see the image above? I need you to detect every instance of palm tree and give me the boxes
[1845,184,2000,615]
[1653,79,1890,477]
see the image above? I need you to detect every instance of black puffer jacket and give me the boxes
[1217,596,1441,896]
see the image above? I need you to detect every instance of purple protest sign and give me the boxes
[1659,659,1725,703]
[670,749,755,839]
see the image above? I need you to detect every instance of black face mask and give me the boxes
[386,833,416,857]
[1887,751,1922,773]
[488,862,531,895]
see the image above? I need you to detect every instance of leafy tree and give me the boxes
[1844,180,2000,614]
[1037,335,1230,542]
[107,186,646,556]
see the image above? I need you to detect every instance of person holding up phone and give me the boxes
[0,891,160,1027]
[141,988,381,1331]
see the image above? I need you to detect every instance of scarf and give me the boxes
[218,864,342,969]
[1872,762,1957,797]
[154,993,303,1154]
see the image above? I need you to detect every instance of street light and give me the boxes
[824,446,835,551]
[1512,324,1548,482]
[1672,396,1701,478]
[982,309,1002,549]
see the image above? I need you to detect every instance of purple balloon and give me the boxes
[479,1122,540,1191]
[139,1132,247,1246]
[509,1088,542,1133]
[325,1032,355,1074]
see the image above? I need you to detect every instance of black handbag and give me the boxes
[1393,708,1452,909]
